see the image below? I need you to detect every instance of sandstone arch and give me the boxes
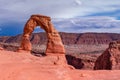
[18,14,65,55]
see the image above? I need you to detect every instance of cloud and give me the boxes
[52,16,120,33]
[0,0,120,35]
[74,0,82,5]
[0,0,120,22]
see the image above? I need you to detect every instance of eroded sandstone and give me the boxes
[94,40,120,70]
[17,14,68,66]
[18,14,65,55]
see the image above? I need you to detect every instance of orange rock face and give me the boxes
[18,14,65,55]
[0,47,3,50]
[94,41,120,70]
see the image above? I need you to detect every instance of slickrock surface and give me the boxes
[0,50,120,80]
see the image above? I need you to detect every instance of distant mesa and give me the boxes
[1,33,120,46]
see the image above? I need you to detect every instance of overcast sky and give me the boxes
[0,0,120,35]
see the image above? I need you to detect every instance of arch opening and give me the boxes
[33,26,44,33]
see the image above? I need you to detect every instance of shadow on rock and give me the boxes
[65,55,84,69]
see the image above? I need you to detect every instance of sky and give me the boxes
[0,0,120,36]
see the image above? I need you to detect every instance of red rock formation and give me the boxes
[1,33,120,45]
[77,33,112,44]
[17,14,68,66]
[18,14,65,55]
[0,47,3,50]
[94,41,120,70]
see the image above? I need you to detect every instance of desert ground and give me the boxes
[0,50,120,80]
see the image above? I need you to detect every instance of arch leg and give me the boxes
[18,19,37,52]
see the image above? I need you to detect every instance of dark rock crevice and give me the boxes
[65,55,84,69]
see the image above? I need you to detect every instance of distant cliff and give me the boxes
[0,32,120,45]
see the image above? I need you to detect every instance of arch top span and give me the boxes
[18,14,65,55]
[31,14,51,20]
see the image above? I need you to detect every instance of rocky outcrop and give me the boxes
[94,40,120,70]
[18,14,65,55]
